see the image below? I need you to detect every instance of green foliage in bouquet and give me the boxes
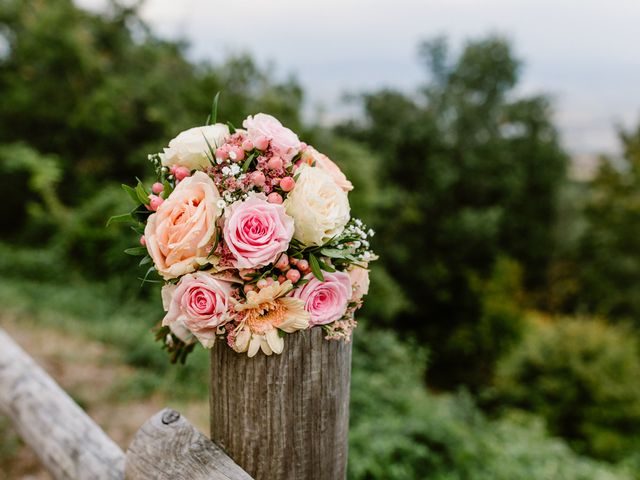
[487,317,640,462]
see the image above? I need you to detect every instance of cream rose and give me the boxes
[161,124,230,171]
[145,171,222,279]
[301,147,353,192]
[284,165,350,246]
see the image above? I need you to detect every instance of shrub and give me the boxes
[349,325,631,479]
[488,317,640,462]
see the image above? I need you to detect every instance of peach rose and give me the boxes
[144,171,222,279]
[348,265,370,302]
[301,146,353,192]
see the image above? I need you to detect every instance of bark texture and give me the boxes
[126,408,252,480]
[210,327,352,480]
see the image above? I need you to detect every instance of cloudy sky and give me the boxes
[79,0,640,157]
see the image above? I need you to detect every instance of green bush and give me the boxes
[488,317,640,462]
[349,325,630,479]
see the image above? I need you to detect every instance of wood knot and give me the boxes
[161,409,180,425]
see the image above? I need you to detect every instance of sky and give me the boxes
[78,0,640,158]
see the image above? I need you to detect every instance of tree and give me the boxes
[337,36,568,388]
[574,126,640,321]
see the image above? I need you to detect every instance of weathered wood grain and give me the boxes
[0,327,125,480]
[125,408,252,480]
[210,327,353,480]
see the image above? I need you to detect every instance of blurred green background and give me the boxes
[1,1,640,478]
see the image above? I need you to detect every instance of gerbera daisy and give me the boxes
[232,280,309,356]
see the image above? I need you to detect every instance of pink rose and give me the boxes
[348,265,370,302]
[223,194,294,269]
[301,146,353,192]
[145,171,222,279]
[291,271,352,326]
[242,113,301,161]
[162,272,234,348]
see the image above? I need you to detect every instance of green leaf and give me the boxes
[162,179,174,197]
[139,255,152,267]
[210,92,220,124]
[106,212,132,227]
[201,134,216,166]
[318,258,336,272]
[138,266,161,285]
[122,184,140,205]
[208,226,221,257]
[124,246,148,256]
[320,247,353,259]
[241,152,256,173]
[227,121,236,133]
[135,180,150,205]
[130,224,145,236]
[308,253,324,281]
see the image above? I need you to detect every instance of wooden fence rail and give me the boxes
[0,328,251,480]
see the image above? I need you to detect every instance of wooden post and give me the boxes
[210,327,353,480]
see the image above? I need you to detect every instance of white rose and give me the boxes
[162,124,230,171]
[284,166,350,246]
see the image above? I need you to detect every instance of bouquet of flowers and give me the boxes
[113,99,376,362]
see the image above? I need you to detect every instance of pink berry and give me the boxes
[251,171,266,187]
[267,156,283,170]
[257,279,269,289]
[267,192,283,204]
[149,195,164,211]
[255,135,270,151]
[286,269,301,283]
[297,259,310,273]
[289,257,299,266]
[151,182,164,194]
[278,275,287,284]
[215,147,228,160]
[244,284,256,293]
[275,254,289,270]
[280,176,295,192]
[242,139,254,151]
[239,268,256,281]
[229,146,245,161]
[265,277,275,286]
[139,235,146,246]
[173,166,190,181]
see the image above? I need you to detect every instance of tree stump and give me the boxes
[210,327,352,480]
